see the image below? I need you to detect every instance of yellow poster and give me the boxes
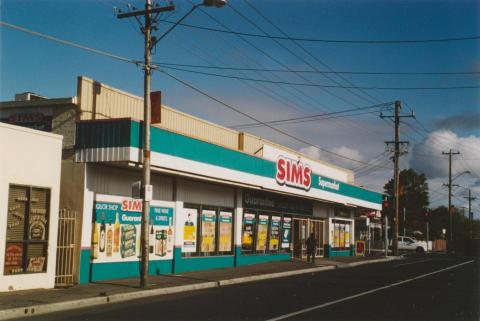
[219,211,232,252]
[256,215,269,251]
[201,210,216,253]
[339,225,345,248]
[182,208,197,253]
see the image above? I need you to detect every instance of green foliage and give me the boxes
[383,168,429,236]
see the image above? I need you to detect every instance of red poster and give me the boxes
[4,243,23,274]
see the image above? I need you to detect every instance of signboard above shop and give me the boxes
[243,190,313,216]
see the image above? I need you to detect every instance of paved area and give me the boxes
[24,253,478,321]
[0,255,390,314]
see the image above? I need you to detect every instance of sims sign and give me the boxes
[276,156,312,191]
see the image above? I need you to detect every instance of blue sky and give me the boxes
[1,0,479,213]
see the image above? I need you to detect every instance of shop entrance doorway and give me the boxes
[292,218,325,259]
[292,218,307,258]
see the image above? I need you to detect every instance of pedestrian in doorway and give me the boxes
[306,232,316,263]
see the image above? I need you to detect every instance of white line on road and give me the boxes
[265,260,474,321]
[393,258,432,267]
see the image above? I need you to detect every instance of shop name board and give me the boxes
[276,156,312,191]
[318,177,340,191]
[121,199,142,212]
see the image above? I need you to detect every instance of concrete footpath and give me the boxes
[0,255,401,320]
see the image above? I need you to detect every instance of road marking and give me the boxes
[265,260,474,321]
[393,258,431,267]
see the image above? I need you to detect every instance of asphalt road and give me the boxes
[30,254,478,321]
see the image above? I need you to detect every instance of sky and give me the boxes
[1,0,479,216]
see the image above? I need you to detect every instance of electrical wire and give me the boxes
[156,19,480,44]
[152,62,480,76]
[156,64,480,90]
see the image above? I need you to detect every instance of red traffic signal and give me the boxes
[382,199,389,210]
[423,208,430,222]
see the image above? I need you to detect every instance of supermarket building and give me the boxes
[0,76,382,286]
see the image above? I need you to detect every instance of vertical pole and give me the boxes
[384,215,388,257]
[140,0,152,289]
[393,100,401,256]
[426,221,429,253]
[403,207,406,236]
[447,150,452,243]
[468,189,473,239]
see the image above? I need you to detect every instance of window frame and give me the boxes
[4,184,51,275]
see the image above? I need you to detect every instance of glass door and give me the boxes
[308,219,325,257]
[292,218,307,258]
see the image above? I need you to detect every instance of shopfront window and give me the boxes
[182,204,234,257]
[332,219,351,250]
[4,185,50,275]
[242,211,291,254]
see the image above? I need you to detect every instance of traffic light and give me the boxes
[423,208,430,222]
[382,198,389,211]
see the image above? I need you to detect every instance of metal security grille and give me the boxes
[55,209,77,287]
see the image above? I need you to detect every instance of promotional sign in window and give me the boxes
[219,211,233,252]
[201,210,216,253]
[182,208,198,253]
[242,213,255,250]
[339,225,345,248]
[92,200,174,262]
[345,224,350,248]
[4,243,24,274]
[256,215,269,251]
[334,224,340,248]
[281,217,291,249]
[269,216,281,251]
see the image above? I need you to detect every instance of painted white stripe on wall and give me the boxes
[78,147,381,210]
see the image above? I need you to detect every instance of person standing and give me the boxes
[306,232,316,263]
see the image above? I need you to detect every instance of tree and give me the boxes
[384,168,429,237]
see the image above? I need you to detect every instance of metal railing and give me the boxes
[55,209,77,287]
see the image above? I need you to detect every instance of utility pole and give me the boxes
[117,1,175,289]
[442,149,460,247]
[380,101,414,256]
[464,189,476,239]
[403,207,406,236]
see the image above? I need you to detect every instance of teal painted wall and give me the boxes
[79,248,91,284]
[325,245,354,257]
[235,246,291,267]
[90,260,173,282]
[173,247,234,273]
[75,120,382,205]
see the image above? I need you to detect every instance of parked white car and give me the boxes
[397,236,427,253]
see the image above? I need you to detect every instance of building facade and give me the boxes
[0,123,62,291]
[1,76,383,286]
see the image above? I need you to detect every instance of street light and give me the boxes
[452,170,471,182]
[118,0,226,289]
[153,0,227,45]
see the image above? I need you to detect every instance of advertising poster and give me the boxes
[339,225,345,248]
[201,210,216,253]
[219,211,232,252]
[242,213,255,250]
[182,208,198,253]
[269,216,281,251]
[92,200,174,262]
[256,215,269,251]
[281,217,291,249]
[334,224,340,248]
[4,243,24,274]
[149,207,174,258]
[345,224,350,248]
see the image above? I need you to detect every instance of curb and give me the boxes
[0,257,395,320]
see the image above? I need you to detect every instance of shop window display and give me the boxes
[4,185,50,275]
[242,211,291,254]
[182,204,234,257]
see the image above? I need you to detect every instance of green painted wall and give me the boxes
[173,247,234,273]
[79,248,91,284]
[90,260,173,282]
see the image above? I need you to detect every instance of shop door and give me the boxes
[292,218,307,258]
[308,219,324,257]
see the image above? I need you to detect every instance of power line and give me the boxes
[157,68,392,169]
[158,65,480,90]
[153,62,480,76]
[156,18,480,44]
[229,102,393,129]
[0,21,142,66]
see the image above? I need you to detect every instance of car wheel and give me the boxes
[416,247,424,253]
